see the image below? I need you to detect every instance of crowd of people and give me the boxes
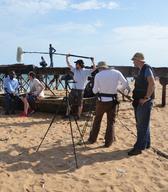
[2,52,155,156]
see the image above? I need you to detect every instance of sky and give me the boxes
[0,0,168,67]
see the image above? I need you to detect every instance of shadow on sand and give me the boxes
[0,141,130,174]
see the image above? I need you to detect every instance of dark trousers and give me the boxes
[4,94,19,113]
[88,100,117,146]
[27,94,37,110]
[133,100,153,150]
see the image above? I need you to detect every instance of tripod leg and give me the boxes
[36,114,57,152]
[65,82,79,168]
[69,115,79,168]
[77,100,95,145]
[73,116,87,148]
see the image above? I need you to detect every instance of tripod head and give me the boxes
[61,73,74,82]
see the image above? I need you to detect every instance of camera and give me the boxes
[61,72,74,82]
[87,68,99,81]
[39,56,47,68]
[84,69,99,98]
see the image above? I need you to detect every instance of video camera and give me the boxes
[87,68,99,81]
[84,69,99,98]
[39,56,47,68]
[61,72,74,82]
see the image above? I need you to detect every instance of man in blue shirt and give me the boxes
[3,71,20,115]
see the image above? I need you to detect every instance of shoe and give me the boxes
[63,115,70,119]
[19,112,28,117]
[104,142,112,148]
[146,145,151,149]
[85,139,95,145]
[28,109,35,115]
[74,115,80,120]
[11,110,16,114]
[128,148,142,156]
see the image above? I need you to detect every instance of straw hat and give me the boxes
[131,52,145,61]
[97,61,109,69]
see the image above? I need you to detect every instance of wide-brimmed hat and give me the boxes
[131,52,145,61]
[97,61,109,69]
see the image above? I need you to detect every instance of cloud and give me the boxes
[97,25,168,66]
[112,25,168,41]
[0,0,119,15]
[0,0,69,14]
[70,0,119,11]
[50,22,102,34]
[57,22,98,36]
[19,21,103,36]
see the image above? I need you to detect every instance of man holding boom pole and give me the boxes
[66,55,96,119]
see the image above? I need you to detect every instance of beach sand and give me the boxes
[0,81,168,192]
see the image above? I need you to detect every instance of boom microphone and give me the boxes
[16,45,93,63]
[16,46,24,63]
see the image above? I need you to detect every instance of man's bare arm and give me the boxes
[91,57,96,71]
[145,76,155,98]
[66,54,73,68]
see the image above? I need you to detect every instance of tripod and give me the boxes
[36,79,86,169]
[77,96,96,145]
[64,79,87,168]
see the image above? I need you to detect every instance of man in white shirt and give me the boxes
[66,55,96,118]
[87,61,130,147]
[20,71,45,117]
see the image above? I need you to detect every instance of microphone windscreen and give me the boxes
[16,46,23,62]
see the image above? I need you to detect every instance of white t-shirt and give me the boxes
[71,67,92,90]
[29,78,44,97]
[93,69,128,102]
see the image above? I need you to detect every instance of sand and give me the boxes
[0,81,168,192]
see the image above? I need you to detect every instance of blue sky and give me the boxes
[0,0,168,67]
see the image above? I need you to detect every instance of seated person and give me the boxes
[3,71,20,115]
[20,71,45,117]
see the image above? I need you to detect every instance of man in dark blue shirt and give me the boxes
[128,52,155,156]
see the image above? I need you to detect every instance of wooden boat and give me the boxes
[0,93,96,114]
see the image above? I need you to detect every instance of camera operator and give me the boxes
[87,61,130,147]
[65,54,96,119]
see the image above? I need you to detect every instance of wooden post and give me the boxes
[159,77,168,107]
[162,85,166,107]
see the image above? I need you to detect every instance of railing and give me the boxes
[0,64,167,106]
